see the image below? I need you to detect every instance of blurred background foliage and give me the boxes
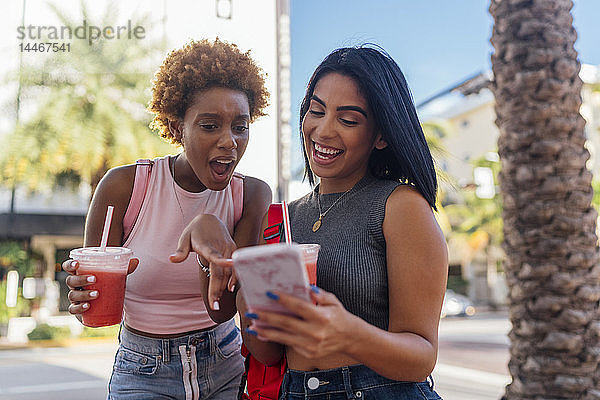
[0,282,32,325]
[0,2,176,194]
[0,241,35,279]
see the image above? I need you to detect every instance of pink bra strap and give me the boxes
[122,159,153,243]
[231,172,244,225]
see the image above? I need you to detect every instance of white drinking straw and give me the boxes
[99,205,115,252]
[281,201,292,244]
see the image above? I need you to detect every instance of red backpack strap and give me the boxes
[263,203,284,244]
[231,172,245,226]
[242,204,287,400]
[246,354,286,400]
[122,159,153,243]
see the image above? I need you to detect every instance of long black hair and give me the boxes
[299,45,438,210]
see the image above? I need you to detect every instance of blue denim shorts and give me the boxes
[279,364,442,400]
[108,319,244,400]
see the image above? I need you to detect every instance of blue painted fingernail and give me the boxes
[245,312,258,320]
[245,328,258,336]
[266,291,279,300]
[311,285,320,294]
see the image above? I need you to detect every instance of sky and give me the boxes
[290,0,600,108]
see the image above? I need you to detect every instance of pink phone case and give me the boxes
[233,243,310,318]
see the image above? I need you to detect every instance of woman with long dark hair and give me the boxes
[240,45,448,399]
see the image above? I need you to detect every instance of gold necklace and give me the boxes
[312,187,353,232]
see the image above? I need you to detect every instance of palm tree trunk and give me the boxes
[490,0,600,398]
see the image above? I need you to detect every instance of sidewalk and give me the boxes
[434,311,511,399]
[0,335,118,351]
[0,314,118,350]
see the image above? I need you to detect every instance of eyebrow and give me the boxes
[196,113,250,120]
[311,95,368,119]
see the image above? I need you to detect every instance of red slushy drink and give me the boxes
[299,244,320,286]
[70,247,132,327]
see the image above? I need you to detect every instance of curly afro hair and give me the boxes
[148,38,270,144]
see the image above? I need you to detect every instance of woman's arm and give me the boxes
[247,185,448,380]
[170,176,271,323]
[64,165,139,316]
[344,185,448,380]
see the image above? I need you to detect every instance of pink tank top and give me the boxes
[123,156,242,334]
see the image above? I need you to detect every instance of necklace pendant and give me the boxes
[312,216,322,232]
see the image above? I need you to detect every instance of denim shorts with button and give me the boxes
[279,364,442,400]
[108,319,244,400]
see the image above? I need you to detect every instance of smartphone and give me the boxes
[233,243,310,316]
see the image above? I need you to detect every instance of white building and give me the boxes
[418,64,600,305]
[418,64,600,186]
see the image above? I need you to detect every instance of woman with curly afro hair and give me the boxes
[63,38,271,399]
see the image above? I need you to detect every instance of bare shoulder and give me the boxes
[89,164,138,222]
[85,163,137,246]
[385,185,437,222]
[242,176,272,204]
[232,176,272,247]
[100,164,136,185]
[95,164,137,204]
[383,185,446,252]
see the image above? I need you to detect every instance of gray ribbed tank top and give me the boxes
[288,174,400,330]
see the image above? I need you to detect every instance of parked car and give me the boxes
[441,289,476,318]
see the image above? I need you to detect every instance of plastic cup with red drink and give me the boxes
[69,246,133,327]
[298,244,320,286]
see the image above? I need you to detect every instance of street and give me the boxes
[0,312,510,400]
[434,311,510,400]
[0,340,117,400]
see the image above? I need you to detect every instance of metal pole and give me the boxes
[10,0,27,216]
[275,0,291,202]
[162,0,167,54]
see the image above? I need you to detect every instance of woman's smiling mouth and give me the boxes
[313,141,343,163]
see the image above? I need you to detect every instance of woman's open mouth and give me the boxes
[209,158,235,182]
[312,141,343,164]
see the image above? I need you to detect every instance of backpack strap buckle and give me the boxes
[263,222,283,242]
